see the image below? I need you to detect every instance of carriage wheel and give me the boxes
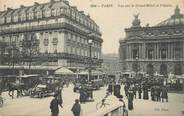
[38,93,43,98]
[96,102,102,110]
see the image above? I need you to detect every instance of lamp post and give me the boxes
[135,55,139,78]
[88,39,94,101]
[88,39,93,82]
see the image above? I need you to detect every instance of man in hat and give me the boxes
[71,99,81,116]
[50,94,63,116]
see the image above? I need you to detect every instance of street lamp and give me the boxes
[88,39,93,82]
[88,38,94,101]
[135,55,139,78]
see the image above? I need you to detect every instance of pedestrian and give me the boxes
[55,86,63,106]
[124,84,129,97]
[50,94,63,116]
[108,82,113,95]
[138,85,142,99]
[143,84,149,100]
[157,86,161,102]
[133,85,137,99]
[161,86,168,102]
[127,88,134,110]
[150,86,155,101]
[71,99,81,116]
[79,86,86,103]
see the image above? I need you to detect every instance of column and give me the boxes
[143,43,146,59]
[157,43,159,59]
[173,43,175,59]
[154,43,157,59]
[126,44,129,59]
[171,43,173,59]
[183,42,184,60]
[126,44,128,59]
[168,42,171,59]
[130,44,132,59]
[128,44,130,59]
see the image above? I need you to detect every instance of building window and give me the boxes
[54,49,57,54]
[51,9,57,16]
[36,11,42,19]
[160,49,166,59]
[28,12,34,20]
[45,10,51,17]
[45,50,48,54]
[21,14,26,21]
[56,8,60,16]
[6,16,11,23]
[44,38,49,46]
[148,49,153,59]
[132,49,138,59]
[72,47,75,54]
[175,48,181,59]
[13,15,18,22]
[52,38,58,45]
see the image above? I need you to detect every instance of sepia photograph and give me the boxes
[0,0,184,116]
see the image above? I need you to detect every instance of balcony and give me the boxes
[0,22,102,36]
[0,23,88,35]
[124,58,184,62]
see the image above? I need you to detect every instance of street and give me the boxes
[0,84,184,116]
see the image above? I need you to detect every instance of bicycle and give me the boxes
[96,98,110,110]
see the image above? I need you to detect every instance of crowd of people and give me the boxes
[123,77,169,110]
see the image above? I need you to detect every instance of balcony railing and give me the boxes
[0,22,102,36]
[124,58,184,62]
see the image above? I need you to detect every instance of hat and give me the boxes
[75,99,79,103]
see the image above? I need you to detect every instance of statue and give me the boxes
[133,13,139,19]
[132,13,141,27]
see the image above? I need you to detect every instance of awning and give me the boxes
[79,70,103,75]
[54,67,74,75]
[175,75,184,79]
[19,74,39,78]
[0,65,60,70]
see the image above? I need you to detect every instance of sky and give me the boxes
[0,0,184,54]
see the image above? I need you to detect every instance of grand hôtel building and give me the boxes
[0,0,103,75]
[119,6,184,76]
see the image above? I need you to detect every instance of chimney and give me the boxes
[50,0,55,3]
[20,5,25,8]
[63,0,69,5]
[34,2,39,6]
[72,6,77,9]
[7,7,12,11]
[87,14,90,18]
[80,11,84,14]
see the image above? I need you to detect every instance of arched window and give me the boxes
[160,64,167,75]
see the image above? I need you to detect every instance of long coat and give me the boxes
[128,90,134,110]
[71,103,81,116]
[161,88,168,99]
[50,98,60,115]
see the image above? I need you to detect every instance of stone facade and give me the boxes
[119,6,184,75]
[0,0,103,73]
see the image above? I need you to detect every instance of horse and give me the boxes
[7,83,26,99]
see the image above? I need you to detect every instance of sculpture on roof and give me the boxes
[132,13,141,28]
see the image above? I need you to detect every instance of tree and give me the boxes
[20,33,39,74]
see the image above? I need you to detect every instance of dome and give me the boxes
[156,6,184,27]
